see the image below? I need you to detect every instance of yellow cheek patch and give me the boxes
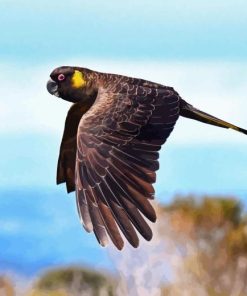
[71,70,86,88]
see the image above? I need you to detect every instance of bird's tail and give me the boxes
[179,99,247,135]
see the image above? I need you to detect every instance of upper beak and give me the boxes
[47,79,59,97]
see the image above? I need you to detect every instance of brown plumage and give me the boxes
[47,66,247,250]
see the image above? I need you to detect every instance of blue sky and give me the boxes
[0,0,247,279]
[1,0,247,62]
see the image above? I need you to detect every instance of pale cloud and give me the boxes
[1,59,247,145]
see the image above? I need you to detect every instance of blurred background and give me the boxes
[0,0,247,295]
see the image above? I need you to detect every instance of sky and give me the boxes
[0,0,247,279]
[1,0,247,61]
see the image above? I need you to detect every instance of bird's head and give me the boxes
[47,66,97,103]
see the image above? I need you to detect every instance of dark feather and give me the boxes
[75,83,180,248]
[57,101,94,193]
[52,67,247,249]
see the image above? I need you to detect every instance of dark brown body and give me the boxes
[47,67,247,249]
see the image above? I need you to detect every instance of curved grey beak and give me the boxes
[47,79,59,97]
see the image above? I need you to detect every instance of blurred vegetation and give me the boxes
[2,195,247,296]
[29,267,115,296]
[159,195,247,295]
[0,276,14,296]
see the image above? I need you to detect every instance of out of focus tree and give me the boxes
[28,290,68,296]
[159,195,247,296]
[23,195,247,296]
[0,277,14,296]
[29,266,115,296]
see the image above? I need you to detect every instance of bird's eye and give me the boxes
[58,74,65,81]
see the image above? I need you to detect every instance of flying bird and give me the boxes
[47,66,247,250]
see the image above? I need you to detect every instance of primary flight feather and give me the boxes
[47,66,247,250]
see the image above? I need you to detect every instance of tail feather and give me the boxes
[180,99,247,135]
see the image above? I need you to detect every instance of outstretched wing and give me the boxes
[75,82,180,249]
[57,101,91,193]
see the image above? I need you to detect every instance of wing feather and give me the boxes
[73,80,180,248]
[57,101,93,192]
